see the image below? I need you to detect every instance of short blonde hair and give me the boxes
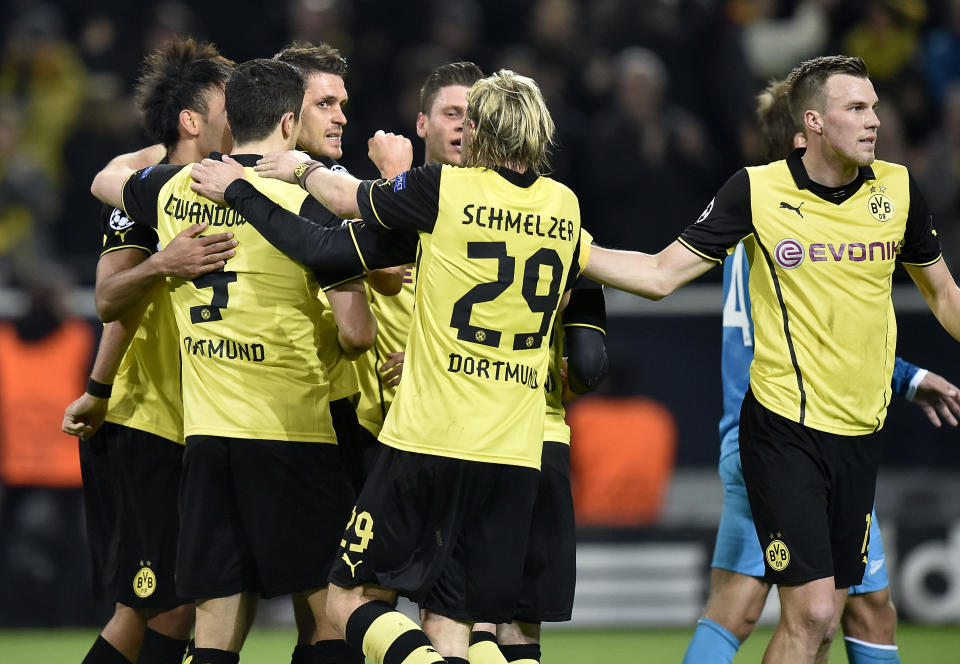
[464,70,555,173]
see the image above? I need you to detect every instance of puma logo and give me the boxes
[342,552,362,576]
[779,201,804,218]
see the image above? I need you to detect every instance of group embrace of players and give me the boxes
[61,34,960,664]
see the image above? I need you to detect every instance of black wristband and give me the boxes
[86,377,113,399]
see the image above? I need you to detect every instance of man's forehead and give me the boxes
[306,72,348,99]
[431,85,469,112]
[824,74,877,104]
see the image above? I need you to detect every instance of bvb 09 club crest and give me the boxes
[868,184,895,222]
[133,564,157,598]
[765,538,790,572]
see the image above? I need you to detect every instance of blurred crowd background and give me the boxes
[2,0,960,627]
[2,0,960,285]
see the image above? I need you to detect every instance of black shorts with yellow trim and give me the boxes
[739,388,881,588]
[80,422,186,609]
[176,435,355,600]
[514,441,576,623]
[328,445,540,623]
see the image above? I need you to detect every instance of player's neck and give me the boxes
[233,134,294,158]
[801,145,859,188]
[166,141,204,167]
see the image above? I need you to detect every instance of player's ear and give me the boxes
[179,108,201,138]
[804,110,822,136]
[416,112,428,139]
[280,111,297,141]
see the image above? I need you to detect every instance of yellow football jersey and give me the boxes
[680,151,942,434]
[122,156,363,442]
[99,206,183,444]
[356,164,586,469]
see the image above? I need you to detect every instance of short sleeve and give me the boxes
[678,168,753,263]
[899,172,943,266]
[121,164,183,228]
[356,163,442,233]
[100,205,159,257]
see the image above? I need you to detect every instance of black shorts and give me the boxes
[176,435,355,600]
[328,445,540,623]
[330,398,382,493]
[514,442,576,623]
[739,388,881,587]
[80,422,186,610]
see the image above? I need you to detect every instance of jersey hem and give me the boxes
[752,392,887,437]
[378,434,541,470]
[183,427,339,443]
[104,414,184,445]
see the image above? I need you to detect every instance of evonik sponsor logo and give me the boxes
[772,239,901,269]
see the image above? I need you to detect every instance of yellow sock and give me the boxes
[346,601,444,664]
[469,632,508,664]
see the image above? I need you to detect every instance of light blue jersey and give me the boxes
[712,242,918,592]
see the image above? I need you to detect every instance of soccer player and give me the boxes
[274,42,401,498]
[352,61,485,482]
[470,271,608,664]
[190,69,589,664]
[90,59,369,664]
[582,55,960,663]
[61,38,235,664]
[682,78,960,664]
[271,42,379,664]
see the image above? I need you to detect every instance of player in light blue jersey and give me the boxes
[683,79,960,664]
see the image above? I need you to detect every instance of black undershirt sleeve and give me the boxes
[899,172,943,266]
[348,223,421,270]
[224,179,364,274]
[564,277,608,394]
[678,168,753,262]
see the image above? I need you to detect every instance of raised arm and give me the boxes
[905,259,960,343]
[583,240,717,300]
[91,144,166,209]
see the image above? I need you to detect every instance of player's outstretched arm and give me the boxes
[191,155,365,273]
[91,144,166,209]
[906,260,960,343]
[583,241,716,300]
[254,150,365,219]
[911,370,960,428]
